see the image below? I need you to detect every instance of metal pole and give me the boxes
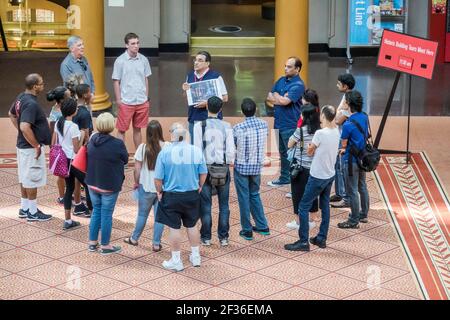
[0,17,8,52]
[374,72,402,149]
[406,74,412,164]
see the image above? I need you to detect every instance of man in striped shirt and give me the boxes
[233,98,270,241]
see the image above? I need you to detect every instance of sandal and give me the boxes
[123,237,138,246]
[152,244,162,252]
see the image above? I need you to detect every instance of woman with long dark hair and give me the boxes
[52,98,92,230]
[124,120,167,252]
[287,104,321,230]
[47,86,71,204]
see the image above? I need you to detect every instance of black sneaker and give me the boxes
[267,179,290,187]
[239,230,253,241]
[310,236,327,249]
[57,197,64,205]
[27,210,52,222]
[63,220,81,230]
[74,203,89,216]
[252,226,271,236]
[284,240,310,252]
[19,209,29,219]
[337,221,360,229]
[101,246,122,256]
[88,243,99,252]
[330,195,342,202]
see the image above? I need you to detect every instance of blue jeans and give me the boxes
[200,171,231,241]
[334,155,349,203]
[298,176,334,243]
[278,129,296,184]
[343,161,370,224]
[234,169,269,233]
[88,189,120,246]
[131,185,165,246]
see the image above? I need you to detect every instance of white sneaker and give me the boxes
[286,220,300,230]
[162,259,184,272]
[220,239,229,247]
[189,254,201,267]
[201,239,211,246]
[285,192,292,199]
[286,220,316,230]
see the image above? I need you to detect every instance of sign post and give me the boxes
[375,30,439,163]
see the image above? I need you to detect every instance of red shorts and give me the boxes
[116,101,149,132]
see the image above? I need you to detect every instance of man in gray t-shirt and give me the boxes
[112,33,152,150]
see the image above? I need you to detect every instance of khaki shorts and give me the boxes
[17,147,47,189]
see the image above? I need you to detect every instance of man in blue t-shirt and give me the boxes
[182,51,228,144]
[266,56,304,186]
[337,90,370,229]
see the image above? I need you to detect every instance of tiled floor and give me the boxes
[0,166,423,300]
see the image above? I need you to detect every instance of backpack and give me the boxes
[49,126,71,178]
[348,116,380,173]
[201,120,229,187]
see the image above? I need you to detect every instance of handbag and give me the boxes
[289,127,304,179]
[49,130,70,178]
[72,145,87,173]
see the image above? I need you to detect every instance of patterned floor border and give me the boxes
[374,152,450,300]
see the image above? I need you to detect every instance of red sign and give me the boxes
[377,30,439,80]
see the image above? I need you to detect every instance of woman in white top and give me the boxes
[124,120,167,252]
[52,98,88,230]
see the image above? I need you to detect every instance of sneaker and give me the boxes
[100,246,122,256]
[162,258,184,272]
[252,226,270,236]
[310,236,327,249]
[337,221,360,229]
[189,254,201,267]
[74,203,89,216]
[220,239,229,247]
[57,197,64,205]
[27,210,52,222]
[284,240,310,252]
[331,201,351,208]
[201,239,211,246]
[19,209,29,219]
[359,217,369,224]
[267,180,290,187]
[285,192,292,199]
[239,230,253,241]
[330,195,342,202]
[63,220,81,230]
[88,244,99,252]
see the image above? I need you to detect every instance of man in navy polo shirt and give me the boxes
[266,56,304,187]
[182,51,228,143]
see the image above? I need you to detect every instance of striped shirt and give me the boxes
[233,117,268,176]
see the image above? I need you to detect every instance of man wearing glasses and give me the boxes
[60,36,95,97]
[8,74,53,223]
[266,57,304,187]
[182,51,228,143]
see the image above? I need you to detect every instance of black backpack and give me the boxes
[348,117,380,173]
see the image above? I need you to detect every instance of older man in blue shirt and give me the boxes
[60,36,95,95]
[266,56,304,187]
[154,123,208,272]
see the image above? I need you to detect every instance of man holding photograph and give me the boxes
[182,51,228,143]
